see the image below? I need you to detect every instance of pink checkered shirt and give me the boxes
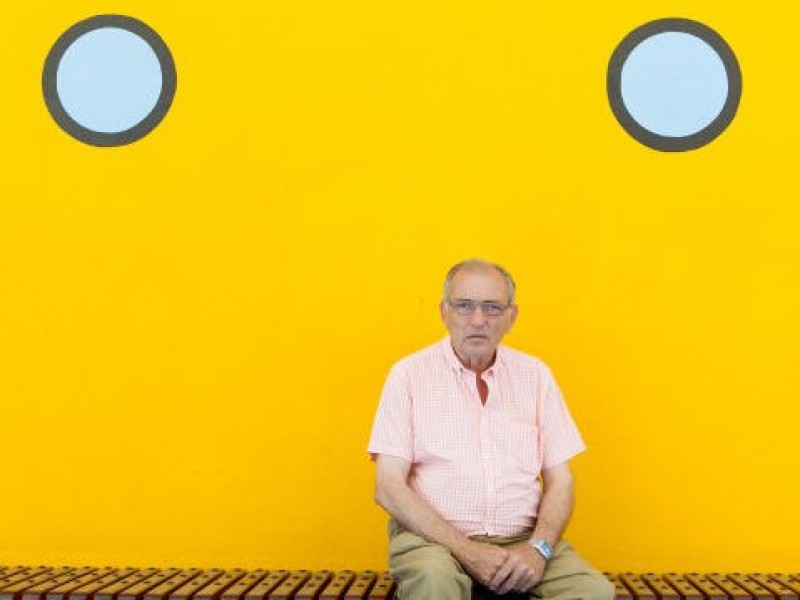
[368,338,586,537]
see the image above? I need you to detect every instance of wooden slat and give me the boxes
[94,570,160,600]
[195,570,246,600]
[294,571,332,600]
[662,574,704,600]
[685,573,729,600]
[267,571,310,600]
[68,569,140,600]
[620,573,658,600]
[366,572,395,600]
[243,572,288,600]
[118,570,183,600]
[605,573,633,600]
[344,571,377,600]
[706,573,754,600]
[319,571,356,600]
[1,569,76,600]
[46,568,117,600]
[219,571,268,600]
[22,568,97,600]
[1,569,56,595]
[767,576,800,596]
[0,572,31,584]
[641,573,681,600]
[728,573,777,600]
[168,570,224,600]
[144,570,203,600]
[749,574,799,600]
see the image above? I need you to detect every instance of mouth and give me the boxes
[466,334,489,341]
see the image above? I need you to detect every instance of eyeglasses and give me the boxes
[446,299,512,317]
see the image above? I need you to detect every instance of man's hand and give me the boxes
[452,540,511,588]
[375,455,511,588]
[488,542,546,594]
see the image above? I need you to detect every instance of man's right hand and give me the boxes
[452,540,511,588]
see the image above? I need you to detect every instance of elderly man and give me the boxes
[368,259,613,600]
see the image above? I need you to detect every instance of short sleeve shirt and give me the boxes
[367,338,586,537]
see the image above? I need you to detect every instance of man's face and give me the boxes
[440,267,518,366]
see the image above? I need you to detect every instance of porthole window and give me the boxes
[607,18,741,152]
[43,15,177,146]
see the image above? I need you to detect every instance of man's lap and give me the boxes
[388,522,613,600]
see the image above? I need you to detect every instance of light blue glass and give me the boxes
[621,31,729,138]
[56,27,163,134]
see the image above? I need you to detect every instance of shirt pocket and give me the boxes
[414,410,471,465]
[505,421,542,477]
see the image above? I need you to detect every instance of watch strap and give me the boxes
[529,538,554,560]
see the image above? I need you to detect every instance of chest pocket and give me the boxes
[503,421,541,476]
[413,405,472,464]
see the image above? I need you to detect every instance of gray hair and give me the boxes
[443,259,516,304]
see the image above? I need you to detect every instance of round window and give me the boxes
[43,14,177,146]
[607,18,741,151]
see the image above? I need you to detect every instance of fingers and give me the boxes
[483,547,510,587]
[498,566,537,594]
[489,552,519,591]
[490,550,543,594]
[497,565,525,594]
[463,542,510,589]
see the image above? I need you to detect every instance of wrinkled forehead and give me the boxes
[447,267,511,302]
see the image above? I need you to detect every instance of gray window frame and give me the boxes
[607,18,742,152]
[43,14,177,147]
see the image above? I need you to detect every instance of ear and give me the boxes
[439,299,447,322]
[509,304,519,327]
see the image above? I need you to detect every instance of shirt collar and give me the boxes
[441,336,504,376]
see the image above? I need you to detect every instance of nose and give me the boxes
[468,307,488,327]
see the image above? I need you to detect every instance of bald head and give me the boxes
[443,259,516,305]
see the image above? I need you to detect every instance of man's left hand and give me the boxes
[487,542,547,594]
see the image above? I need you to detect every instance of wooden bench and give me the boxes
[1,566,798,600]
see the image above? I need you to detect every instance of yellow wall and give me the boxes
[1,0,799,573]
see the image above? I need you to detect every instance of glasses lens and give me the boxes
[484,303,504,316]
[449,300,509,316]
[453,301,474,315]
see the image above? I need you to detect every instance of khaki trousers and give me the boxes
[388,521,615,600]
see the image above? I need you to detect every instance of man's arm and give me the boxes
[531,460,576,547]
[374,453,510,586]
[489,461,576,594]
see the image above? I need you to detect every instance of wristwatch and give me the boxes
[529,538,553,560]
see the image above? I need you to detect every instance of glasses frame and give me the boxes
[445,298,513,317]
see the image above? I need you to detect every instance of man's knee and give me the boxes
[401,558,470,594]
[539,541,614,600]
[596,576,616,600]
[536,569,615,600]
[389,533,471,599]
[568,572,615,600]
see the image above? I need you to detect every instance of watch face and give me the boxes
[532,539,553,559]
